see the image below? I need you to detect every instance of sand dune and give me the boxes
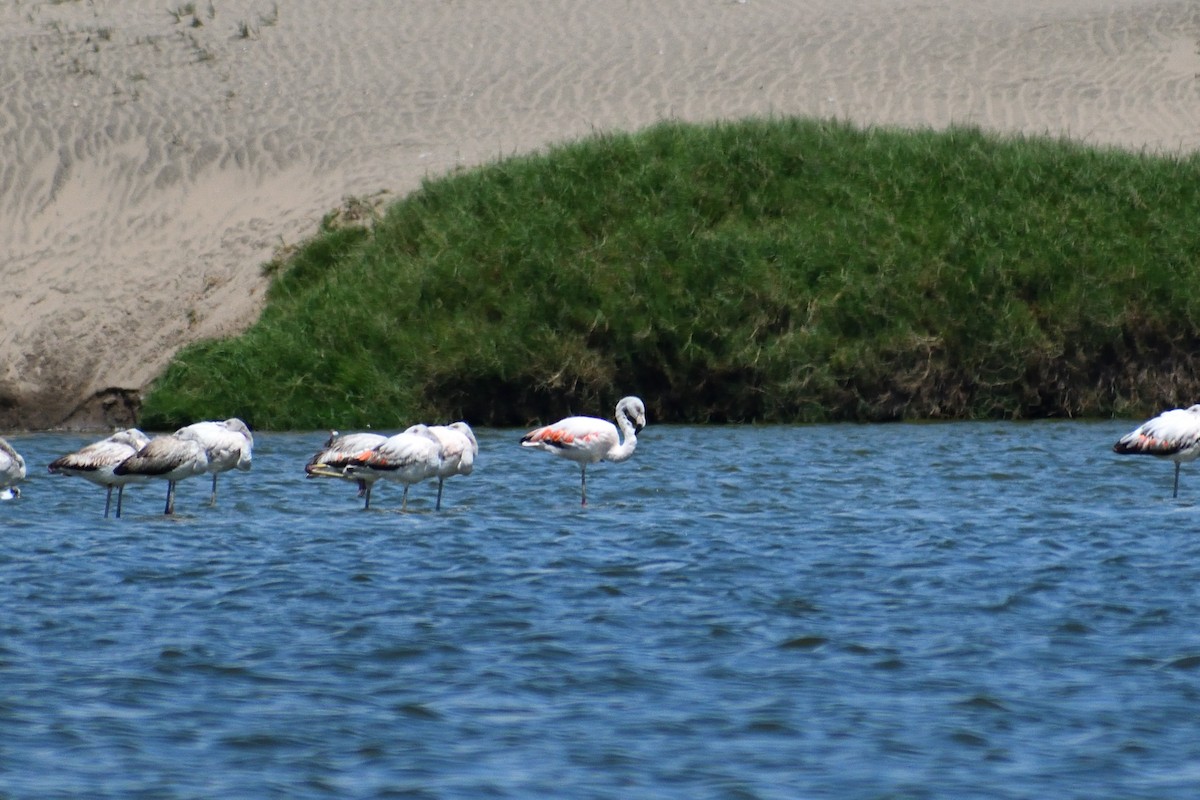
[2,0,1198,429]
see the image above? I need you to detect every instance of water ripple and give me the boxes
[2,422,1199,797]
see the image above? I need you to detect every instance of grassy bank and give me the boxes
[141,117,1200,429]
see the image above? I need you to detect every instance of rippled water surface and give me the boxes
[3,422,1200,799]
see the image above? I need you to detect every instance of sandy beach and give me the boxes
[2,0,1198,429]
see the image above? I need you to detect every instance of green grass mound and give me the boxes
[141,117,1200,429]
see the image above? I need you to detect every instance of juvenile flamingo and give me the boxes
[521,395,646,505]
[175,418,253,506]
[429,422,478,510]
[114,434,209,515]
[305,430,388,509]
[343,424,443,510]
[48,428,151,517]
[1113,404,1200,498]
[0,436,26,500]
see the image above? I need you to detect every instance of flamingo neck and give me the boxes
[606,416,639,463]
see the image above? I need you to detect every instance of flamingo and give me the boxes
[344,424,442,510]
[429,421,478,510]
[0,436,26,500]
[175,418,253,506]
[1113,404,1200,498]
[113,434,209,515]
[305,430,388,509]
[520,395,646,506]
[48,428,151,517]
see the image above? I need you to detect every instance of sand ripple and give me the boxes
[2,0,1198,427]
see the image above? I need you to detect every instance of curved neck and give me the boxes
[607,415,639,463]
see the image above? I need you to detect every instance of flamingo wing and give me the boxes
[50,438,139,478]
[521,416,617,462]
[116,437,209,479]
[177,420,254,472]
[307,432,387,474]
[1114,408,1200,457]
[358,432,441,474]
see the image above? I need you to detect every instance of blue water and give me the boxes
[2,421,1199,799]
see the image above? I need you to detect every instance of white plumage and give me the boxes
[48,428,152,517]
[305,430,388,509]
[521,395,646,506]
[1113,404,1200,498]
[429,421,478,510]
[0,436,26,500]
[344,424,443,510]
[175,418,254,506]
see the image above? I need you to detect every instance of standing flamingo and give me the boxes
[344,424,442,510]
[0,436,26,500]
[175,418,253,506]
[48,428,151,517]
[305,430,388,509]
[1113,404,1200,498]
[113,434,209,515]
[429,422,478,510]
[520,396,646,506]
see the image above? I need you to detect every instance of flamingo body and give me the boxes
[0,436,26,500]
[306,430,388,509]
[114,435,209,514]
[521,395,646,505]
[429,422,478,510]
[48,428,151,517]
[344,424,442,510]
[175,418,253,505]
[1113,404,1200,498]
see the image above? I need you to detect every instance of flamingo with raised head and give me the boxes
[344,424,442,510]
[1114,404,1200,498]
[175,418,253,506]
[114,434,209,515]
[48,428,152,517]
[429,421,478,510]
[0,436,26,500]
[520,396,646,506]
[305,430,388,509]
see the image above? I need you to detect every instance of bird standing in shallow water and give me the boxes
[305,430,388,509]
[429,422,478,511]
[343,424,442,510]
[48,428,151,517]
[1113,404,1200,498]
[521,396,646,506]
[114,434,209,515]
[0,436,26,500]
[175,418,253,506]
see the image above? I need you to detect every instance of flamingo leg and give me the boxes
[210,473,218,506]
[1174,462,1181,499]
[580,465,588,506]
[165,480,177,515]
[363,482,372,511]
[116,485,125,518]
[402,484,409,511]
[104,486,113,518]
